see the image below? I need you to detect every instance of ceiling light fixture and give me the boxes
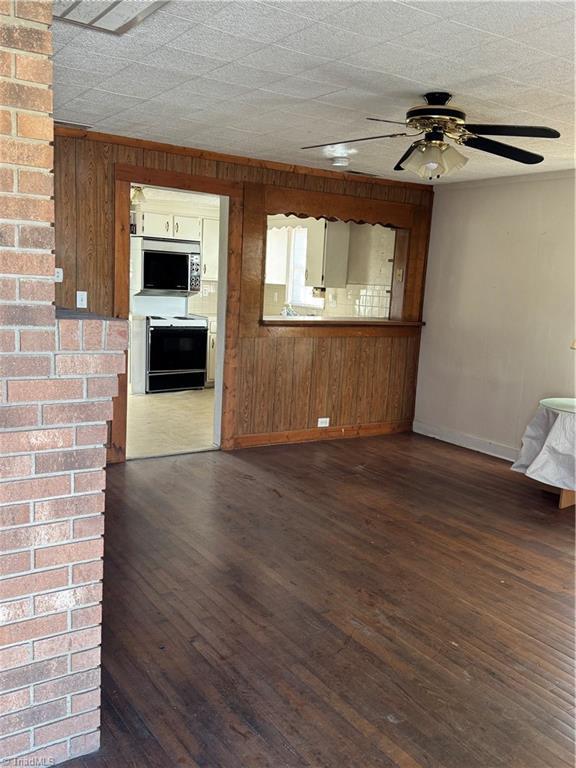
[401,139,468,180]
[130,186,146,205]
[330,156,351,168]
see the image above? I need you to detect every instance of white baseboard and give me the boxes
[412,420,519,462]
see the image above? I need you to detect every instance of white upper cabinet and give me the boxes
[202,218,220,281]
[303,218,326,287]
[140,212,171,237]
[265,224,289,284]
[174,215,202,240]
[323,221,350,289]
[136,212,202,240]
[347,224,396,286]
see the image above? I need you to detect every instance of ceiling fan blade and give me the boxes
[465,123,560,138]
[462,135,544,164]
[301,132,408,150]
[366,117,407,126]
[394,142,419,171]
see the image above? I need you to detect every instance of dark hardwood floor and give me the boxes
[65,434,574,768]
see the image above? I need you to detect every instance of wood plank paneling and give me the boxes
[272,337,295,433]
[75,140,115,315]
[308,337,331,429]
[337,337,362,426]
[54,136,76,309]
[237,338,255,436]
[356,336,377,425]
[369,337,393,423]
[251,337,277,435]
[402,334,421,422]
[290,338,313,430]
[142,149,167,170]
[387,336,407,421]
[54,130,432,452]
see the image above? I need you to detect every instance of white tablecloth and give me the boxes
[512,406,576,490]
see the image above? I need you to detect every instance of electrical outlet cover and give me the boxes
[76,290,88,309]
[54,267,63,283]
[317,417,330,428]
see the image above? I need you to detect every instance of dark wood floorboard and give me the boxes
[64,434,574,768]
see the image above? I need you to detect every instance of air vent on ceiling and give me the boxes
[53,0,167,35]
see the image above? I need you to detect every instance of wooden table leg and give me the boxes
[559,489,576,509]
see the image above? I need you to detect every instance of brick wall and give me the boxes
[0,1,127,765]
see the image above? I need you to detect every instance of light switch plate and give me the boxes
[317,417,330,428]
[76,290,88,309]
[54,267,63,283]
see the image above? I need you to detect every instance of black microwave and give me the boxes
[141,238,201,295]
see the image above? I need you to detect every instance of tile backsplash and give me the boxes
[263,282,391,319]
[325,284,391,318]
[187,280,218,315]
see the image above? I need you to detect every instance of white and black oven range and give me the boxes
[146,315,208,393]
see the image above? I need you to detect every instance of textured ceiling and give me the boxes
[53,0,575,184]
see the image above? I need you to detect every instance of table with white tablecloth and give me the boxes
[512,398,576,508]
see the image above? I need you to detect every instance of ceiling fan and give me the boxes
[302,92,561,181]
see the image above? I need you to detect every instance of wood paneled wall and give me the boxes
[236,333,420,445]
[53,129,433,450]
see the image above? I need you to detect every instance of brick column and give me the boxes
[0,2,127,765]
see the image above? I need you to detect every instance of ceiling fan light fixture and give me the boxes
[402,141,468,180]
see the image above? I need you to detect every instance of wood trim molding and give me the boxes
[260,317,426,328]
[55,125,432,193]
[231,420,413,449]
[115,164,243,197]
[265,185,414,228]
[257,323,422,336]
[107,178,131,464]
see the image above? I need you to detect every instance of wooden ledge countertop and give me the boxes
[261,316,424,327]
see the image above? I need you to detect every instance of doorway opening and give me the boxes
[125,184,229,460]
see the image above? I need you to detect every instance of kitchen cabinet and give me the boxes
[135,213,202,240]
[174,215,201,240]
[207,333,217,383]
[206,318,217,385]
[202,218,219,281]
[304,219,350,289]
[347,224,395,286]
[323,220,350,288]
[140,212,171,237]
[303,218,326,287]
[265,225,288,284]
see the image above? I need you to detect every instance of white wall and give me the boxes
[414,171,575,461]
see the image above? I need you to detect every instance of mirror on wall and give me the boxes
[262,214,398,322]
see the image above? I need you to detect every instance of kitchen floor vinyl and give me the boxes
[126,388,216,459]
